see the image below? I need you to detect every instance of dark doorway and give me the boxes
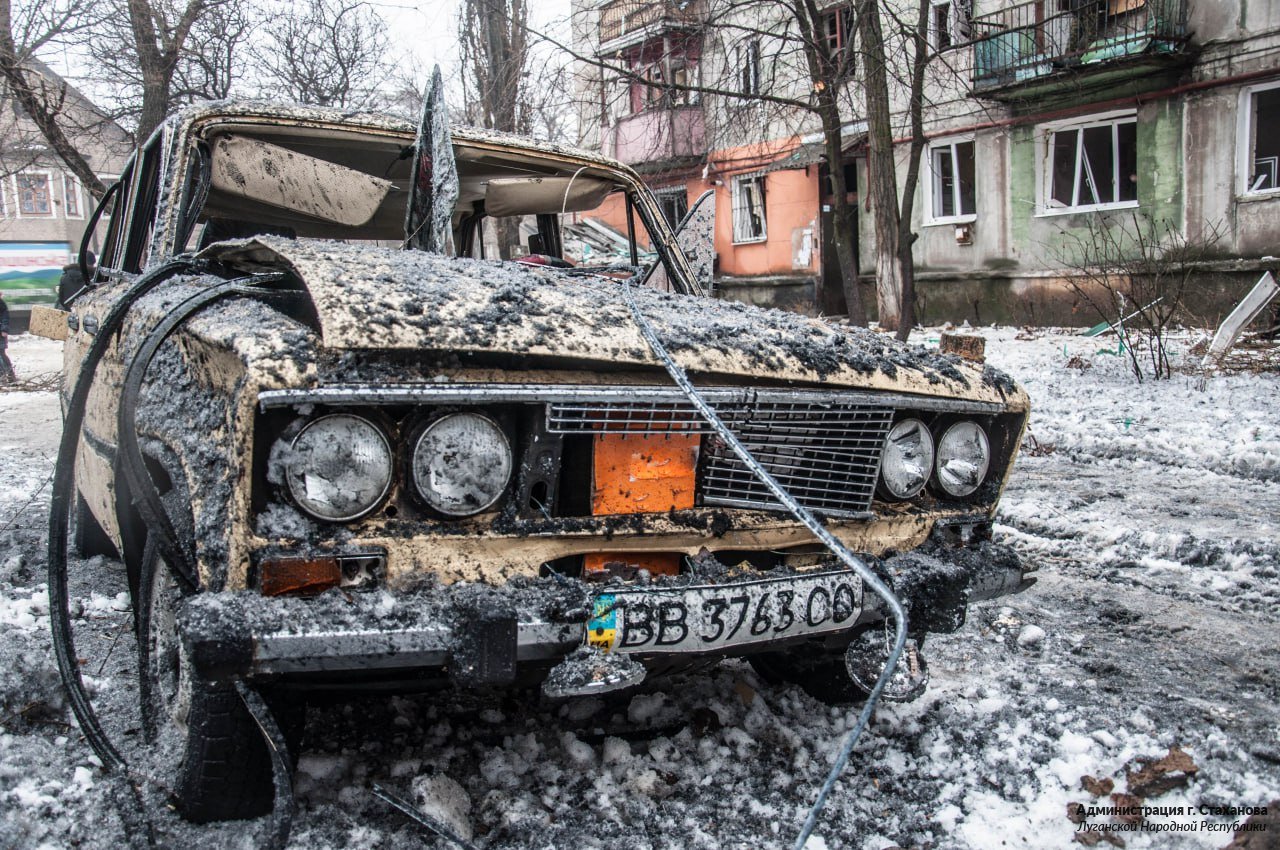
[818,159,859,317]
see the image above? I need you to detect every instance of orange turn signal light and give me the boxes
[259,556,342,597]
[583,552,681,578]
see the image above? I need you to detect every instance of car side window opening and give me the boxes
[121,130,168,272]
[94,177,127,272]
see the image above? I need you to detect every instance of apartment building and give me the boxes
[0,62,131,316]
[572,0,1280,324]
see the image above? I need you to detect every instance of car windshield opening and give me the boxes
[187,122,662,282]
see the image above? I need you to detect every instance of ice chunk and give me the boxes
[411,774,473,842]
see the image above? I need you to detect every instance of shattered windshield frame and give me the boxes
[123,110,704,295]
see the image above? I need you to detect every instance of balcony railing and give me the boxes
[598,0,702,47]
[971,0,1189,90]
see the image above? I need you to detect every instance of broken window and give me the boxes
[822,5,855,58]
[654,187,688,228]
[928,139,976,222]
[930,0,970,50]
[668,57,698,106]
[930,0,952,50]
[732,172,767,243]
[16,173,52,216]
[1044,115,1137,211]
[738,39,761,96]
[1243,84,1280,194]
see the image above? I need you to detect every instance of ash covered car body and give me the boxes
[52,97,1032,821]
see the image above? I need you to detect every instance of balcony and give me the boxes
[598,0,703,52]
[971,0,1190,98]
[604,105,705,170]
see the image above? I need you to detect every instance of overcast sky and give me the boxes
[41,0,574,119]
[376,0,574,89]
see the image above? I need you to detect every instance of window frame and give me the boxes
[1036,110,1139,216]
[63,172,84,219]
[14,170,55,218]
[1237,78,1280,198]
[653,186,689,229]
[924,135,977,225]
[929,0,971,51]
[731,171,768,244]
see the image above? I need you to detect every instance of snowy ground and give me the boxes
[0,328,1277,850]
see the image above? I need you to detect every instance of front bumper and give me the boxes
[179,541,1033,686]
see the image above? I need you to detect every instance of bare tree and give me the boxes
[856,0,934,337]
[0,0,108,196]
[458,0,534,258]
[171,0,255,102]
[126,0,212,140]
[81,0,223,142]
[1052,212,1225,381]
[459,0,530,133]
[253,0,390,109]
[538,0,969,332]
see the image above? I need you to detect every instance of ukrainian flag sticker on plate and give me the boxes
[586,594,619,652]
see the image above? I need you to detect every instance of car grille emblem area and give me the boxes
[548,398,894,518]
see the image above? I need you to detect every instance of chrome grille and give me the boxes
[547,397,894,518]
[548,400,714,435]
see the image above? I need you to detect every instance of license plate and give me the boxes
[585,571,862,654]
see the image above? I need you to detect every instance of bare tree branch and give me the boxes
[0,0,108,197]
[252,0,390,109]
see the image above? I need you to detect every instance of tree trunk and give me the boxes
[793,0,865,325]
[819,113,866,326]
[128,0,206,142]
[893,0,931,342]
[856,0,903,332]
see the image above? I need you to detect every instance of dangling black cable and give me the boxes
[49,259,199,774]
[116,273,289,594]
[48,262,300,849]
[236,682,296,850]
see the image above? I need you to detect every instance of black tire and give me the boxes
[139,551,301,822]
[749,645,869,706]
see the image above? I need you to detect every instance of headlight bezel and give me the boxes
[931,419,992,499]
[409,411,515,518]
[284,412,395,523]
[877,417,936,501]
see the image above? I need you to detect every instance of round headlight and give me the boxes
[934,421,991,498]
[412,413,512,517]
[878,418,935,500]
[285,414,393,521]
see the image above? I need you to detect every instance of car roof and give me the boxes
[167,100,638,179]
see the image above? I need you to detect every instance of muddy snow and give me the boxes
[0,328,1277,849]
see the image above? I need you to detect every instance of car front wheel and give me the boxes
[748,645,869,706]
[138,552,298,822]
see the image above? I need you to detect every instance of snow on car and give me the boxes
[33,94,1031,830]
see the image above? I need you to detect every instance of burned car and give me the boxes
[49,96,1031,823]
